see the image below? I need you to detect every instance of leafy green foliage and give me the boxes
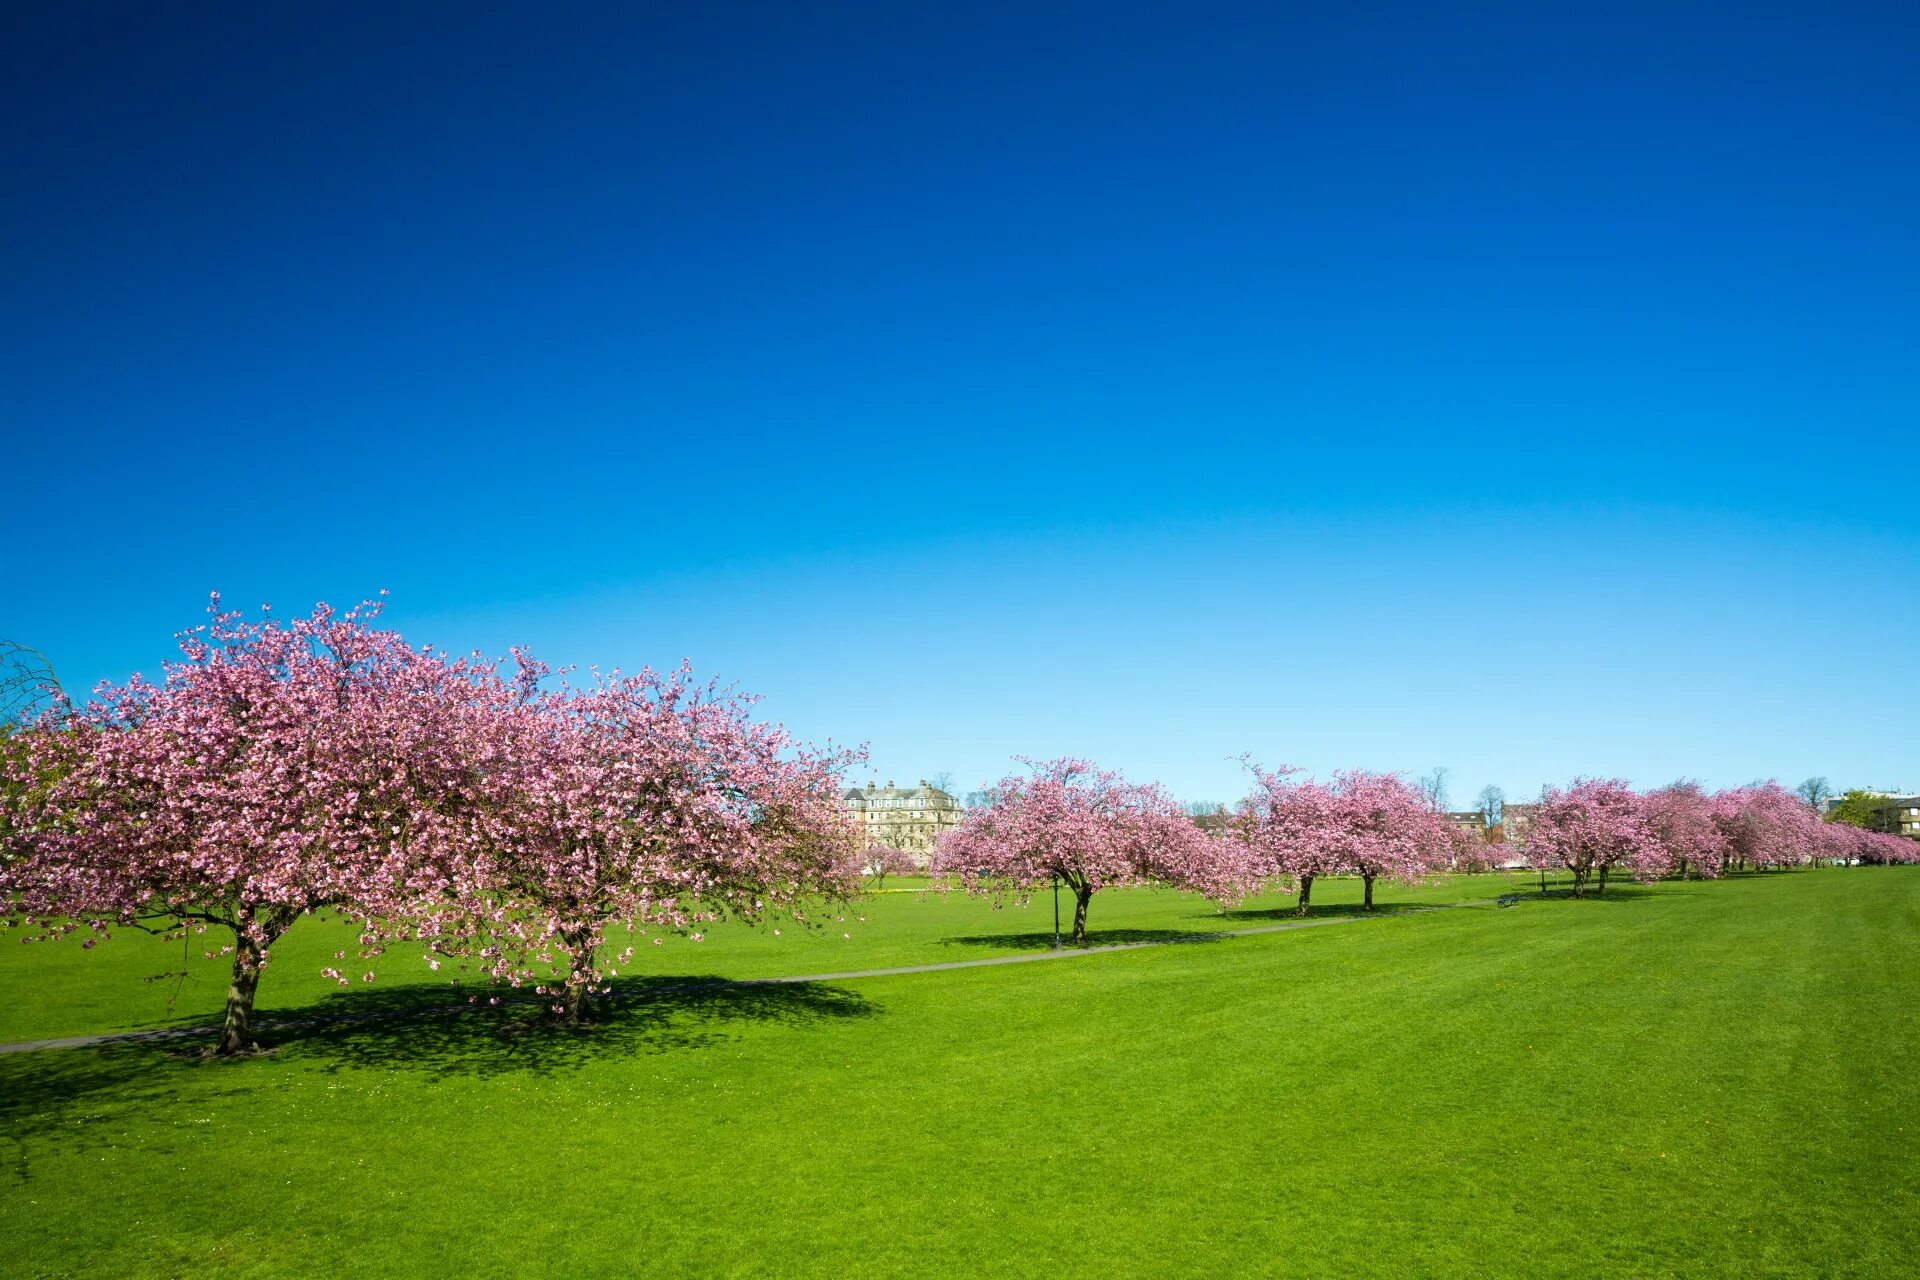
[1827,789,1895,832]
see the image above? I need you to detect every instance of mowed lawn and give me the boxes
[2,870,1916,1279]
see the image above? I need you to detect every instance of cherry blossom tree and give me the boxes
[1804,808,1916,867]
[1711,783,1819,873]
[412,655,865,1023]
[1226,762,1338,914]
[864,844,918,889]
[0,595,483,1055]
[1446,822,1501,875]
[1641,781,1726,881]
[933,757,1232,944]
[1524,778,1667,897]
[1321,770,1456,910]
[1848,827,1920,865]
[1228,766,1453,911]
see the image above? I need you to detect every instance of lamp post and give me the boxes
[1051,872,1062,950]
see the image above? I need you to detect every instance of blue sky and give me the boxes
[3,2,1915,804]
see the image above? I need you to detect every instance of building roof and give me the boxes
[843,779,962,806]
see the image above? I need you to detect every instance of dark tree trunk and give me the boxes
[559,929,598,1024]
[215,942,264,1056]
[1071,885,1093,945]
[1570,867,1588,899]
[1296,874,1315,916]
[1363,874,1376,910]
[214,911,294,1056]
[1597,865,1610,896]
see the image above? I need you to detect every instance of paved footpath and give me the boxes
[0,899,1493,1056]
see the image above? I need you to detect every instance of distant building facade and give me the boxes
[844,779,966,864]
[1444,808,1532,869]
[1819,791,1920,840]
[1498,803,1540,846]
[1891,798,1920,840]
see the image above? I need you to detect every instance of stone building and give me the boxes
[844,779,966,865]
[1498,802,1540,846]
[1889,797,1920,840]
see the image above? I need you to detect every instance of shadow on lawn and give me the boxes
[272,975,875,1079]
[942,902,1467,949]
[939,926,1216,951]
[1218,902,1430,924]
[1521,884,1680,904]
[0,1040,257,1184]
[0,976,875,1171]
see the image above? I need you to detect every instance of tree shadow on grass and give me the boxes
[939,927,1217,951]
[0,976,875,1178]
[0,1039,257,1185]
[1218,902,1432,925]
[1521,884,1681,904]
[266,975,875,1080]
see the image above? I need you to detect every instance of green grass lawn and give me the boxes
[0,871,1516,1044]
[3,869,1916,1278]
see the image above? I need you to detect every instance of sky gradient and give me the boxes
[3,2,1915,805]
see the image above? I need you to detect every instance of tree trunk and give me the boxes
[215,941,265,1056]
[1071,886,1093,946]
[214,912,293,1056]
[559,929,597,1024]
[1597,864,1610,897]
[1569,867,1587,899]
[1296,874,1315,916]
[1363,874,1376,911]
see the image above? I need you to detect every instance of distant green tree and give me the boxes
[1826,789,1894,833]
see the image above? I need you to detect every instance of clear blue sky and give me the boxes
[3,2,1915,805]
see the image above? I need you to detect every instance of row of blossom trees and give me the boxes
[1530,777,1919,895]
[0,597,864,1054]
[5,599,1917,1049]
[933,761,1920,937]
[934,758,1472,940]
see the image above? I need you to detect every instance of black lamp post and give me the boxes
[1051,872,1062,950]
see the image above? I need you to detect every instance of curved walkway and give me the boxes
[0,899,1495,1056]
